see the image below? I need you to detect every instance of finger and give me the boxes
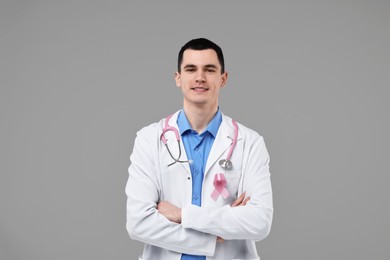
[232,193,245,206]
[231,197,241,207]
[231,192,246,207]
[240,197,251,206]
[243,196,251,204]
[217,236,224,243]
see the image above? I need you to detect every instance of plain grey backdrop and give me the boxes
[1,1,389,259]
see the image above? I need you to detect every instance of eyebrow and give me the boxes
[183,64,218,69]
[183,64,197,70]
[204,64,218,69]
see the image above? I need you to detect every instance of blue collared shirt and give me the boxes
[177,109,222,260]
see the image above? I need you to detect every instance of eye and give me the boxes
[185,68,196,72]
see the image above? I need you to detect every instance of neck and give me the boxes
[183,103,218,133]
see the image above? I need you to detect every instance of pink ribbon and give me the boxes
[211,173,230,200]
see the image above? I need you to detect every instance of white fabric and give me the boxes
[126,111,273,260]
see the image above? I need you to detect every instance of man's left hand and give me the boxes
[157,201,182,223]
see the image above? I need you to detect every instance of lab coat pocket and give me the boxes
[224,170,241,179]
[225,170,242,197]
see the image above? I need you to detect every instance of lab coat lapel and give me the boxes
[204,114,237,177]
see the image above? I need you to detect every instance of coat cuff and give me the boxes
[182,205,217,256]
[181,205,197,229]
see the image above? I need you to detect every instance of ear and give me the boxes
[174,72,181,87]
[220,72,228,88]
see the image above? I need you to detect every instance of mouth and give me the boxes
[191,87,208,93]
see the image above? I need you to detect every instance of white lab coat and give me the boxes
[126,110,273,260]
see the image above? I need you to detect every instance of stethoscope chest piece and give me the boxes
[219,159,232,170]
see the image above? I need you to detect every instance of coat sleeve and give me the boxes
[126,127,217,256]
[181,134,273,241]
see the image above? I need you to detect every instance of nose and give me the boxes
[195,71,206,83]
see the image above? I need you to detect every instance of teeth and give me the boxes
[193,88,207,92]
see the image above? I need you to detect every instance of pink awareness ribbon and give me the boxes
[211,173,230,201]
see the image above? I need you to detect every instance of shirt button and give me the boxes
[195,147,199,151]
[195,169,199,174]
[193,196,198,200]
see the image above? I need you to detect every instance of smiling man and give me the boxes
[126,38,273,260]
[175,48,226,124]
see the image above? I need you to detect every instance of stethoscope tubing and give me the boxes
[160,113,238,169]
[226,119,238,162]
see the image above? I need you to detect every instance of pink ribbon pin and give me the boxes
[211,173,230,201]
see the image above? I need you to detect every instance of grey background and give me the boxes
[1,1,389,259]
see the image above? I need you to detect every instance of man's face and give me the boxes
[175,49,228,109]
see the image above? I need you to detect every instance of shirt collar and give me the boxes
[177,109,222,138]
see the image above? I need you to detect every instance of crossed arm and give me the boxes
[157,192,251,224]
[157,193,251,243]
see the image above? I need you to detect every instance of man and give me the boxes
[126,38,273,260]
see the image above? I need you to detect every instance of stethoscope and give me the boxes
[160,114,238,169]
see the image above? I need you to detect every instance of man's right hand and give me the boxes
[217,192,251,243]
[231,192,250,207]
